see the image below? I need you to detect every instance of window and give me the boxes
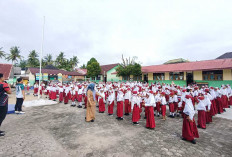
[91,77,95,80]
[123,76,129,80]
[169,72,184,80]
[153,73,165,80]
[202,70,223,81]
[96,75,101,80]
[133,76,142,81]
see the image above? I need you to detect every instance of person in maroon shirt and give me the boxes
[0,73,12,136]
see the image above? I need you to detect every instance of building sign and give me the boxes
[58,73,62,82]
[68,76,72,79]
[36,73,42,80]
[43,73,48,81]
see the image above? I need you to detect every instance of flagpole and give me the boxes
[38,16,45,99]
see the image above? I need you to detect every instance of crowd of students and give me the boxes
[33,81,232,144]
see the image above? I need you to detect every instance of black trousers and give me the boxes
[0,105,8,127]
[15,98,24,111]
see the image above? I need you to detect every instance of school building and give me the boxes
[141,58,232,87]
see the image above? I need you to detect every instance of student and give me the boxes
[108,90,115,116]
[182,95,199,144]
[196,96,206,129]
[131,91,141,125]
[168,92,175,118]
[15,78,25,114]
[0,73,12,136]
[116,89,124,120]
[160,92,167,120]
[59,85,64,103]
[98,89,105,113]
[124,88,131,115]
[144,91,156,129]
[77,85,83,108]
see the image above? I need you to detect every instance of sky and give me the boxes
[1,0,232,67]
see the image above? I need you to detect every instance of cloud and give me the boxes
[1,0,232,66]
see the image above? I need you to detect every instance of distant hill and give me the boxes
[163,58,189,64]
[216,52,232,59]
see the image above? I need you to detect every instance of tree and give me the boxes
[70,56,79,70]
[27,50,39,67]
[6,46,23,65]
[116,55,142,80]
[86,57,101,78]
[44,54,53,66]
[18,60,27,70]
[0,47,6,59]
[55,52,66,69]
[80,64,86,69]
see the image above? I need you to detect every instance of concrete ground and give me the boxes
[0,92,232,157]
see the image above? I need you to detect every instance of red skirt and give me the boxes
[216,97,223,113]
[99,98,105,112]
[51,91,57,100]
[146,106,156,129]
[132,104,140,122]
[197,110,206,129]
[174,102,178,112]
[108,101,114,114]
[229,96,232,106]
[154,102,160,112]
[78,94,82,102]
[68,92,71,100]
[221,95,229,108]
[34,88,38,94]
[161,105,166,116]
[59,92,64,102]
[169,103,174,112]
[124,99,130,114]
[145,106,149,118]
[64,94,69,104]
[117,101,123,117]
[27,86,30,91]
[71,95,76,102]
[182,114,199,141]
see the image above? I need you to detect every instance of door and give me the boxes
[144,74,148,83]
[186,72,193,86]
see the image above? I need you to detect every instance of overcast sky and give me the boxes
[1,0,232,66]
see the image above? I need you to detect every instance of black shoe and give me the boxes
[197,125,200,128]
[177,114,180,117]
[124,113,129,116]
[182,137,186,141]
[83,107,87,109]
[171,115,175,118]
[97,106,99,108]
[144,117,147,119]
[0,132,5,136]
[191,139,196,144]
[157,115,160,117]
[78,106,82,108]
[168,115,172,117]
[119,117,124,120]
[91,119,94,122]
[0,130,5,133]
[59,101,62,103]
[218,112,221,114]
[206,122,210,124]
[85,117,86,120]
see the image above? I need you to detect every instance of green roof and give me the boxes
[163,58,189,64]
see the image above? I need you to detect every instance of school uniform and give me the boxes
[145,93,156,129]
[131,93,141,124]
[108,91,115,115]
[196,97,206,129]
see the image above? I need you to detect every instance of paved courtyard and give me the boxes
[0,97,232,157]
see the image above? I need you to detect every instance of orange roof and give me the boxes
[142,59,232,73]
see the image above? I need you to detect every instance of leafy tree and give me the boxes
[27,50,39,67]
[44,54,53,66]
[0,47,6,59]
[80,64,86,69]
[70,56,79,70]
[116,55,142,80]
[55,52,66,69]
[86,57,101,78]
[18,60,27,70]
[6,46,23,65]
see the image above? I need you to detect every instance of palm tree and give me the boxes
[0,47,5,59]
[18,60,27,70]
[6,46,23,65]
[71,56,79,70]
[55,52,66,69]
[44,54,53,66]
[27,50,39,67]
